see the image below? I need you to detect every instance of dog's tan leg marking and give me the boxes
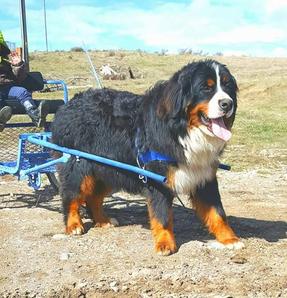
[66,198,84,235]
[86,194,118,228]
[82,176,118,228]
[148,202,177,256]
[193,200,244,249]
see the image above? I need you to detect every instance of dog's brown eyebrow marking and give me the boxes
[207,79,215,87]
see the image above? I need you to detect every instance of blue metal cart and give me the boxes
[0,77,68,190]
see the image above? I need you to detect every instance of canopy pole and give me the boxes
[19,0,29,70]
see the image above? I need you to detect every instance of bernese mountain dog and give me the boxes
[51,59,244,255]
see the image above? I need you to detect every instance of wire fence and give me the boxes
[0,119,43,162]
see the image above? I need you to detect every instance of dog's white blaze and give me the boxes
[175,126,225,194]
[208,64,234,119]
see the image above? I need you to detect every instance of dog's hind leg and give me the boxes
[147,186,177,256]
[63,195,85,235]
[60,160,86,235]
[84,178,119,228]
[192,178,244,249]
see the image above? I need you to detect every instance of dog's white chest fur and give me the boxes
[174,126,225,195]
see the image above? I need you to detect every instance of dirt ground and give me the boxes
[0,166,286,298]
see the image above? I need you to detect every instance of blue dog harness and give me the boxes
[135,128,230,184]
[137,150,176,165]
[136,149,176,183]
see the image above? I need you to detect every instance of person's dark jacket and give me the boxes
[0,44,27,87]
[0,46,27,86]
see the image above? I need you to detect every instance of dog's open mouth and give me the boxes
[200,112,232,141]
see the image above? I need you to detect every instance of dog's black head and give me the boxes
[158,60,238,142]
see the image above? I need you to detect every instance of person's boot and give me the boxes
[0,106,12,132]
[26,101,49,127]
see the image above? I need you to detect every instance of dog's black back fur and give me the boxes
[52,88,148,195]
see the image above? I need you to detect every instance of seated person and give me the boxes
[0,31,48,131]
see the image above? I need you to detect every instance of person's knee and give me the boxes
[8,86,33,105]
[20,87,32,101]
[9,86,31,99]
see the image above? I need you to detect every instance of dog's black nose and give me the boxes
[219,98,233,113]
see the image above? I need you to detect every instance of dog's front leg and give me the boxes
[146,186,177,256]
[192,178,244,249]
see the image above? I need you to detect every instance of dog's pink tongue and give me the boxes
[211,118,232,141]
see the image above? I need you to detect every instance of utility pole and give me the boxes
[43,0,48,52]
[19,0,29,70]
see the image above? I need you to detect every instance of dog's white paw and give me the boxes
[66,223,84,235]
[109,217,119,227]
[95,217,119,228]
[208,240,245,250]
[71,226,84,235]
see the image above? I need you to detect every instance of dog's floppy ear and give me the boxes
[163,63,198,137]
[170,63,199,118]
[225,73,238,127]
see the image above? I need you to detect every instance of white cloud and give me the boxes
[94,1,287,52]
[204,25,285,44]
[271,47,287,57]
[7,0,286,57]
[26,6,106,50]
[265,0,287,14]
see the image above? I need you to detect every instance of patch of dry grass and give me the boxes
[27,51,287,171]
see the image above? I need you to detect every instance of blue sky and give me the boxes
[1,0,287,57]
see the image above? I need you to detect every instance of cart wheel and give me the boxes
[46,172,60,193]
